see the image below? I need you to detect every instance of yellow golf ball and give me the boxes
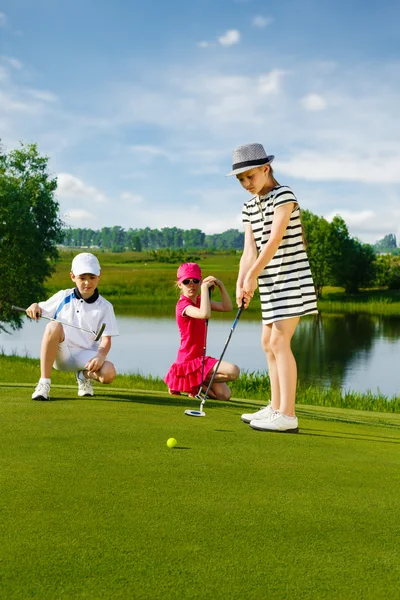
[167,437,177,449]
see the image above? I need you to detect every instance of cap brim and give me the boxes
[226,155,275,176]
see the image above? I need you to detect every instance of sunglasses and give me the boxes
[182,278,200,285]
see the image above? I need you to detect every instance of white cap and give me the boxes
[71,253,101,276]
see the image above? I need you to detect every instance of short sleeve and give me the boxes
[38,290,67,318]
[178,295,195,317]
[102,302,119,337]
[242,203,250,224]
[273,186,298,210]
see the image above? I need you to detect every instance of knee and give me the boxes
[101,363,116,384]
[44,321,64,341]
[269,335,286,355]
[231,364,240,381]
[261,336,271,354]
[218,386,232,401]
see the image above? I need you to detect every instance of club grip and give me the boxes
[11,305,27,313]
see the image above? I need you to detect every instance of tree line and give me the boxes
[62,226,244,252]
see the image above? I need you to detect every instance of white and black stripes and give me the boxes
[242,186,318,324]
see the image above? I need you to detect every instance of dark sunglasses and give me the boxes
[182,278,200,285]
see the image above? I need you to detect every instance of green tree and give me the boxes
[301,210,332,298]
[328,216,376,293]
[0,143,63,331]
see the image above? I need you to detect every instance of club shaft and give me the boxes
[12,305,96,336]
[199,303,244,410]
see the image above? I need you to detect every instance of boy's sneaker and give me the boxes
[250,411,299,434]
[241,404,274,424]
[32,381,51,401]
[76,371,94,397]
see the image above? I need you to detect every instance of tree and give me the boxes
[328,216,376,293]
[374,233,397,253]
[0,143,63,331]
[301,210,332,298]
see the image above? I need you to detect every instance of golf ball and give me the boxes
[167,437,177,449]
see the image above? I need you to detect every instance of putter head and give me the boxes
[184,409,206,417]
[94,323,106,342]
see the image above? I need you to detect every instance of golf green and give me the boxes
[1,384,400,599]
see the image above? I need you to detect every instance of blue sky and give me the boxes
[1,0,399,243]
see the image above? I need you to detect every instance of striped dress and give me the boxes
[242,185,318,325]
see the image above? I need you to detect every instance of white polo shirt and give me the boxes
[39,288,119,351]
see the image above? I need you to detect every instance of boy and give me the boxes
[27,252,119,401]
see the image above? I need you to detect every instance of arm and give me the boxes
[236,223,258,308]
[243,203,295,298]
[84,336,112,374]
[184,279,215,320]
[207,277,233,313]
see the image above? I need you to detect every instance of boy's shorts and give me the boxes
[53,341,98,373]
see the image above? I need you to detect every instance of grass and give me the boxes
[1,373,400,599]
[42,250,400,318]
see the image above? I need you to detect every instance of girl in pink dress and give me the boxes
[164,263,240,401]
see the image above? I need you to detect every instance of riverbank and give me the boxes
[2,354,399,413]
[42,250,400,318]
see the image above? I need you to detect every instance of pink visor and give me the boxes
[177,262,202,283]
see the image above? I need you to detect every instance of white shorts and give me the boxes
[53,342,98,373]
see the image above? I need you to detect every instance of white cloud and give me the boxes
[258,69,286,94]
[218,30,240,47]
[120,192,144,203]
[325,209,375,225]
[65,209,95,221]
[27,89,58,102]
[197,41,214,48]
[57,173,107,202]
[1,56,22,69]
[252,16,273,28]
[301,93,327,111]
[278,153,400,184]
[128,144,173,164]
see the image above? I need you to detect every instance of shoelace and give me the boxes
[79,379,92,390]
[36,382,50,393]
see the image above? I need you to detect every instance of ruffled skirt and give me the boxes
[164,356,218,395]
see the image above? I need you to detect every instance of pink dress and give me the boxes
[164,295,218,395]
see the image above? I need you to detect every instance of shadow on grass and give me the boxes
[300,429,400,444]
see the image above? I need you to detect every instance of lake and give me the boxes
[1,313,399,397]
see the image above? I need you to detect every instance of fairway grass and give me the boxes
[1,383,400,599]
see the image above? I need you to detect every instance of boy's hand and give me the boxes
[85,354,105,374]
[26,303,42,320]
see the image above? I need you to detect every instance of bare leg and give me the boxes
[40,322,64,378]
[203,361,240,401]
[85,361,116,384]
[269,317,300,417]
[261,324,280,410]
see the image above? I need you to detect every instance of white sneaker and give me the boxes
[76,371,94,397]
[250,411,299,433]
[241,404,274,424]
[32,381,51,401]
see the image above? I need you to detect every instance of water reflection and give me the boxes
[0,313,399,396]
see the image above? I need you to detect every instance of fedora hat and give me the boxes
[227,143,274,176]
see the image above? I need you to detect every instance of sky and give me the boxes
[1,0,399,244]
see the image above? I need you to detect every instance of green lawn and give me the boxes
[1,378,400,599]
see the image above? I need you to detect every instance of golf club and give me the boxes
[184,287,212,418]
[12,305,106,342]
[186,299,245,418]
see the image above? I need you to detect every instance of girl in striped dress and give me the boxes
[228,143,318,433]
